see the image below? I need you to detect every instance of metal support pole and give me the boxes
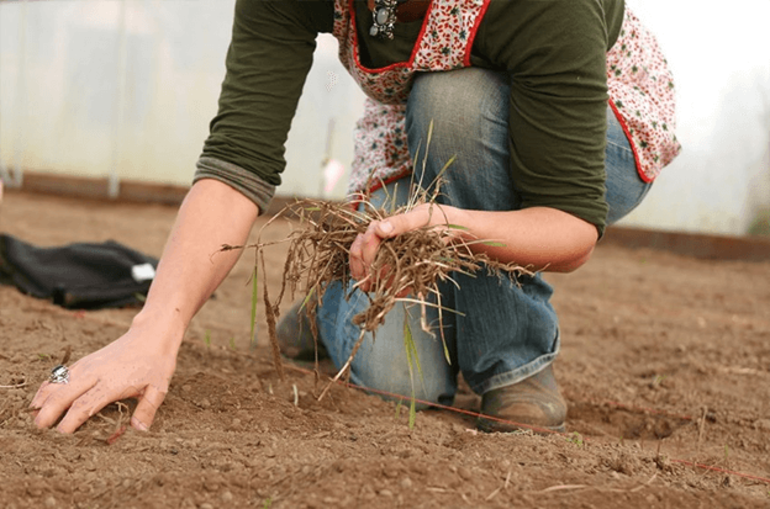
[9,0,28,189]
[109,0,129,199]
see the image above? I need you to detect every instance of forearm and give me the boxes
[30,179,259,433]
[132,179,259,345]
[359,203,599,277]
[448,206,598,272]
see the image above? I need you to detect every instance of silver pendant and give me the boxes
[370,0,407,40]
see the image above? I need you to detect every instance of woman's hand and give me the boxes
[29,179,260,433]
[349,202,598,286]
[349,203,458,292]
[30,318,181,433]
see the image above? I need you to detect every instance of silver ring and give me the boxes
[49,364,70,384]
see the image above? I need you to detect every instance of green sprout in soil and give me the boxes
[204,330,211,348]
[567,431,585,447]
[395,398,403,420]
[249,265,259,350]
[650,374,666,389]
[403,314,422,429]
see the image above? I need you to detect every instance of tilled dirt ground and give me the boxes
[1,191,769,508]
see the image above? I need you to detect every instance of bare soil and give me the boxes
[1,191,769,509]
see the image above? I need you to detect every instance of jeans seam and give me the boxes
[606,140,633,152]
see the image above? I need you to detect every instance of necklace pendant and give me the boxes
[370,0,404,40]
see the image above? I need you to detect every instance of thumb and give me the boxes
[376,208,431,238]
[375,219,396,237]
[131,384,167,431]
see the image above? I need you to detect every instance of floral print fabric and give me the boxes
[607,8,681,182]
[334,0,488,195]
[333,0,679,195]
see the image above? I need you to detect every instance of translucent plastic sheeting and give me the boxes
[1,0,768,233]
[0,0,365,199]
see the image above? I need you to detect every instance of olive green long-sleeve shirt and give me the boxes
[196,0,624,233]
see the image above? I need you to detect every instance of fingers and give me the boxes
[30,356,86,411]
[375,206,434,239]
[31,363,167,433]
[374,219,395,237]
[350,209,433,290]
[55,383,121,434]
[360,222,382,271]
[30,382,53,410]
[349,233,366,282]
[32,376,98,430]
[35,379,166,433]
[350,222,383,291]
[131,384,168,431]
[349,205,450,291]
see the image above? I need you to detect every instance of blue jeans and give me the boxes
[317,68,650,406]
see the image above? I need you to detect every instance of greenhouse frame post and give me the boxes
[109,0,129,199]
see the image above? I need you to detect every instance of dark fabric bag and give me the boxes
[0,234,158,309]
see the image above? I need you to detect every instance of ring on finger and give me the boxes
[49,365,70,384]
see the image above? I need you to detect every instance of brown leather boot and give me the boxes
[275,298,328,361]
[477,364,567,433]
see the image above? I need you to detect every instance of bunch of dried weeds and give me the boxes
[224,180,533,399]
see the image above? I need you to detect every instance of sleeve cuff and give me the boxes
[193,156,276,215]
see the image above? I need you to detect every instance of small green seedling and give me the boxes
[567,432,584,447]
[403,315,425,430]
[229,336,237,351]
[249,266,259,349]
[204,330,211,348]
[650,374,666,388]
[395,398,403,420]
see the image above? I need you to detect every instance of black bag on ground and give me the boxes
[0,234,158,309]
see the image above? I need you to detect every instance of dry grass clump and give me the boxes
[226,184,532,398]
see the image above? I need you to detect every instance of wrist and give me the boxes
[130,305,187,350]
[434,205,473,240]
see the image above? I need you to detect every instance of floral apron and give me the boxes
[332,0,681,195]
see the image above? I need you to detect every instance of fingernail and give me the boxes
[378,221,394,235]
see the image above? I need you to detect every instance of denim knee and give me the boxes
[406,68,517,210]
[348,301,457,408]
[353,340,456,409]
[407,68,508,141]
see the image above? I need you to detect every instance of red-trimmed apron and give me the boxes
[332,0,681,195]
